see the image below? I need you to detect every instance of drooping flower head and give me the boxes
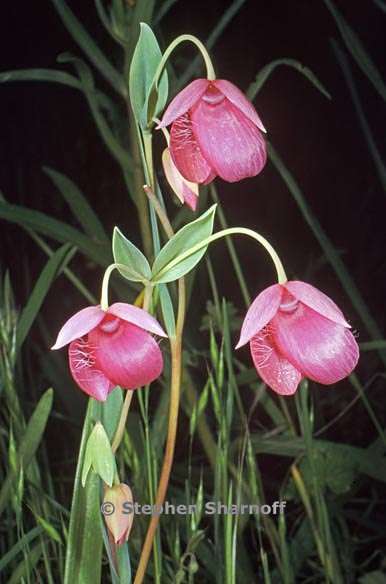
[51,303,167,401]
[236,281,359,395]
[158,79,267,185]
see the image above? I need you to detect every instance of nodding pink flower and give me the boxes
[51,303,167,401]
[158,79,267,184]
[236,281,359,396]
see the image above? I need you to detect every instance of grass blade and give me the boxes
[64,399,103,584]
[247,58,331,101]
[324,0,386,101]
[0,199,111,266]
[50,0,125,96]
[331,41,386,193]
[43,166,109,242]
[0,388,54,515]
[16,243,75,351]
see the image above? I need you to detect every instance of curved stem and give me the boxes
[153,34,215,92]
[100,262,150,311]
[156,227,287,285]
[111,390,134,454]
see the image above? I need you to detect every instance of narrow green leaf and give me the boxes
[152,204,216,283]
[8,544,43,584]
[64,399,103,584]
[159,283,176,338]
[324,0,386,101]
[0,389,53,515]
[113,226,151,282]
[0,526,44,572]
[44,166,109,241]
[331,42,386,193]
[0,68,117,113]
[17,243,74,351]
[0,68,81,89]
[58,53,132,169]
[247,58,331,101]
[129,22,168,128]
[0,199,111,266]
[50,0,125,96]
[102,387,124,440]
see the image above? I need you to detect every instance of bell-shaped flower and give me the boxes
[158,78,267,184]
[103,483,134,545]
[236,281,359,395]
[51,303,167,401]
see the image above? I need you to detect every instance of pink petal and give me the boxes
[213,79,267,133]
[272,305,359,385]
[182,183,198,210]
[169,112,216,183]
[236,284,283,348]
[285,281,350,327]
[89,320,164,389]
[68,338,114,401]
[51,306,105,350]
[250,329,302,395]
[191,98,267,182]
[162,148,199,210]
[158,79,209,127]
[108,303,167,337]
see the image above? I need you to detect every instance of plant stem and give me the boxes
[133,181,185,584]
[156,226,287,285]
[134,279,185,584]
[111,390,134,454]
[152,34,216,92]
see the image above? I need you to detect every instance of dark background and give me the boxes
[0,0,385,399]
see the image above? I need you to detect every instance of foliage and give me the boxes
[0,1,385,583]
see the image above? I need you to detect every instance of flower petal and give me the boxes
[89,320,164,389]
[250,329,302,395]
[191,98,267,182]
[108,303,167,337]
[68,338,114,401]
[158,79,209,127]
[51,306,105,350]
[236,284,283,348]
[162,148,199,210]
[213,79,267,132]
[273,305,359,385]
[169,112,216,183]
[285,281,350,327]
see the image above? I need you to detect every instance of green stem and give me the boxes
[156,227,287,285]
[111,390,134,454]
[152,34,215,91]
[100,262,148,311]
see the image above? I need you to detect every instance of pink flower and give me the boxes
[51,303,167,401]
[236,281,359,396]
[158,79,267,184]
[103,483,134,545]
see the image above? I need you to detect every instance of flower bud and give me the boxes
[103,483,134,545]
